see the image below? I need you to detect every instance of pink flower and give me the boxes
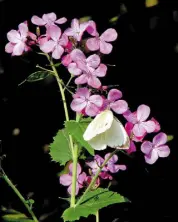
[5,23,30,56]
[86,155,112,180]
[107,89,128,114]
[141,132,170,164]
[85,176,100,189]
[64,18,89,41]
[86,28,118,54]
[151,117,161,132]
[68,49,107,88]
[61,54,72,66]
[40,26,68,59]
[86,20,99,36]
[125,122,137,154]
[71,88,103,116]
[60,163,86,195]
[124,105,156,137]
[31,12,67,27]
[105,153,127,173]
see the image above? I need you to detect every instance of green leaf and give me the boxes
[167,135,174,142]
[49,129,72,166]
[62,188,127,221]
[26,71,51,82]
[2,212,33,222]
[65,120,94,156]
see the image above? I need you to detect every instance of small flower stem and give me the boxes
[76,150,118,207]
[2,173,38,222]
[36,64,54,73]
[63,75,74,92]
[96,211,99,222]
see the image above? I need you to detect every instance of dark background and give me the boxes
[0,0,178,221]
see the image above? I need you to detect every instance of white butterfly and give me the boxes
[83,110,130,150]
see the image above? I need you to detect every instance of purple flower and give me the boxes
[105,153,127,173]
[60,163,86,195]
[71,88,103,116]
[124,105,156,137]
[106,89,128,114]
[64,18,89,41]
[141,132,170,164]
[40,25,68,59]
[5,23,30,56]
[86,28,118,54]
[31,12,67,27]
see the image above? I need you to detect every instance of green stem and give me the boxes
[76,150,118,207]
[36,64,54,73]
[2,174,38,222]
[45,54,77,207]
[63,75,74,92]
[96,211,99,222]
[70,144,78,207]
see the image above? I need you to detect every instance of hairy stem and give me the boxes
[2,173,38,222]
[76,150,118,206]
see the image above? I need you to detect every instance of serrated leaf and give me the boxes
[62,188,127,221]
[26,71,51,82]
[49,129,72,166]
[167,135,174,142]
[65,121,94,156]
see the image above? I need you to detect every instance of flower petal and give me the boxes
[67,183,79,195]
[64,28,74,36]
[60,174,72,186]
[108,89,122,102]
[105,153,118,163]
[18,23,28,37]
[110,100,128,114]
[142,121,156,133]
[89,95,103,108]
[62,54,72,66]
[100,41,113,54]
[153,132,167,146]
[78,172,87,185]
[86,54,100,68]
[52,45,64,59]
[42,12,56,23]
[71,18,80,30]
[144,150,158,164]
[59,34,68,46]
[93,64,107,77]
[70,49,86,63]
[5,42,14,53]
[73,87,90,99]
[100,28,118,42]
[31,16,46,26]
[133,123,147,137]
[40,40,56,53]
[86,20,99,36]
[75,74,88,85]
[88,76,101,88]
[13,42,25,55]
[55,17,67,24]
[151,117,161,132]
[68,63,82,75]
[125,122,134,136]
[137,104,150,122]
[123,110,138,124]
[7,30,21,43]
[108,164,126,173]
[85,102,100,116]
[48,25,61,41]
[86,37,100,51]
[157,145,170,157]
[141,141,153,155]
[71,98,87,113]
[126,141,136,154]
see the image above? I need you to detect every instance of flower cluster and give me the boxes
[5,12,171,197]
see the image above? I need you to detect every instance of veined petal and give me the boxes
[86,37,100,51]
[141,141,153,155]
[153,132,167,146]
[40,40,56,53]
[55,17,67,24]
[7,30,21,43]
[108,89,122,102]
[71,98,87,112]
[100,28,118,42]
[137,104,150,122]
[60,174,72,186]
[100,40,113,54]
[31,15,46,25]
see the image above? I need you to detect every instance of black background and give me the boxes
[0,0,178,221]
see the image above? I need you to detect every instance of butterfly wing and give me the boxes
[105,117,130,149]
